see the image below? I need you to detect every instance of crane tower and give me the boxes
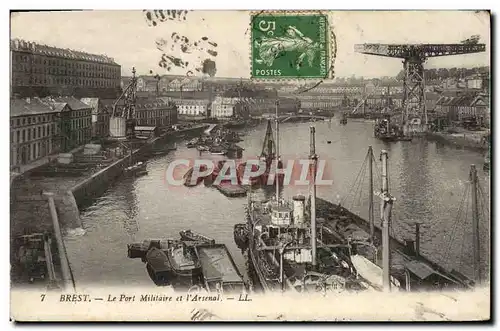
[109,67,138,139]
[354,39,486,134]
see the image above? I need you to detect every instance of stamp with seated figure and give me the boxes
[251,11,331,79]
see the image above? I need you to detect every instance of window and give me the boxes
[38,127,41,138]
[16,119,20,126]
[11,131,14,142]
[27,117,31,125]
[17,131,20,143]
[27,129,31,141]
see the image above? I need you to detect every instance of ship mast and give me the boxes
[368,146,375,243]
[275,100,280,200]
[470,164,481,284]
[377,150,395,292]
[310,126,318,268]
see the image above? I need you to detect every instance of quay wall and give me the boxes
[426,132,488,152]
[70,150,136,209]
[70,125,208,209]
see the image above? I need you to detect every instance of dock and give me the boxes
[214,184,247,197]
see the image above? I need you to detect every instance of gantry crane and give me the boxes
[110,67,138,139]
[354,37,486,134]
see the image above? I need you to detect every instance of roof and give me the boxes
[172,98,209,105]
[80,98,100,113]
[471,94,490,107]
[10,97,61,117]
[404,260,457,283]
[11,38,119,65]
[54,96,92,110]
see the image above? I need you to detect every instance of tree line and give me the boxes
[395,66,489,81]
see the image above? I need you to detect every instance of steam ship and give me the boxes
[234,108,375,293]
[374,115,410,142]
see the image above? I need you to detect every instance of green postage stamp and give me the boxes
[251,11,331,79]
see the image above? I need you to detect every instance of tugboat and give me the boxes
[128,231,247,292]
[165,241,204,287]
[374,115,409,142]
[124,161,148,177]
[127,239,174,261]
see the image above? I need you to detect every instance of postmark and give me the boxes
[251,11,331,80]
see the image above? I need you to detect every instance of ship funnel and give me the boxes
[292,195,306,225]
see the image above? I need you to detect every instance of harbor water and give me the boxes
[63,120,490,289]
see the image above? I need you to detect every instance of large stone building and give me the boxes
[135,98,178,128]
[10,96,92,170]
[10,98,59,169]
[11,39,121,99]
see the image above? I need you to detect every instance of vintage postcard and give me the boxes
[9,10,491,322]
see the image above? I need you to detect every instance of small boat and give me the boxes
[186,139,198,148]
[184,165,208,187]
[145,247,173,286]
[197,145,209,152]
[209,145,227,155]
[179,230,216,245]
[233,224,249,250]
[165,241,203,286]
[124,161,148,177]
[127,239,174,261]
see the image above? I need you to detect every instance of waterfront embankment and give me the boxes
[426,130,489,152]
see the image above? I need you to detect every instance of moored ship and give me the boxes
[236,112,373,293]
[374,115,410,142]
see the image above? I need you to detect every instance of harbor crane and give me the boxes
[110,67,138,139]
[354,36,486,134]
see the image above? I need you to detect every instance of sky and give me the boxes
[10,10,491,79]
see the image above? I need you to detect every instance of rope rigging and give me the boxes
[442,183,470,265]
[341,151,369,207]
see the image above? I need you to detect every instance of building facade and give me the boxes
[81,97,110,139]
[10,96,92,169]
[10,98,59,169]
[11,39,121,99]
[135,98,178,128]
[167,78,202,92]
[53,97,92,151]
[173,99,209,117]
[211,96,238,118]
